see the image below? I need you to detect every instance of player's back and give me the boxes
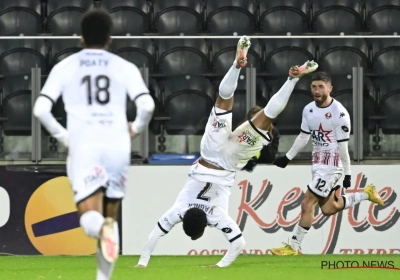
[53,49,142,150]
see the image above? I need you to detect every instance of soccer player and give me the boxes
[134,36,318,268]
[270,72,384,256]
[33,9,155,280]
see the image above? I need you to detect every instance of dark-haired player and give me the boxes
[135,36,318,268]
[270,72,384,256]
[33,8,155,279]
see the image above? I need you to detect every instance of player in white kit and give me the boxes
[134,36,318,268]
[33,9,155,280]
[270,72,384,256]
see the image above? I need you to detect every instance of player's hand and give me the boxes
[236,50,247,68]
[128,122,138,138]
[201,265,220,268]
[273,155,290,168]
[133,264,146,268]
[242,156,257,172]
[343,175,351,189]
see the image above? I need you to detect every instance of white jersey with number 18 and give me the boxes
[40,49,149,152]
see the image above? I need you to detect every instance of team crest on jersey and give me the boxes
[238,130,259,146]
[212,117,227,129]
[311,123,332,146]
[325,112,332,119]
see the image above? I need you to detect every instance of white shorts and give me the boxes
[67,147,130,204]
[307,164,343,198]
[157,176,243,242]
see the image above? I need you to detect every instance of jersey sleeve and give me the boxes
[300,107,311,134]
[40,63,64,103]
[335,109,351,142]
[126,63,150,101]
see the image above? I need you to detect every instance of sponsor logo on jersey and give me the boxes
[312,123,332,147]
[238,130,259,146]
[342,126,349,132]
[340,112,345,118]
[212,117,227,129]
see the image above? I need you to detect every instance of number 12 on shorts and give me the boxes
[316,178,326,191]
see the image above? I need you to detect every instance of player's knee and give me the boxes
[301,198,314,215]
[320,204,337,216]
[79,210,104,238]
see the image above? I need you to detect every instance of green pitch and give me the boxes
[0,255,399,280]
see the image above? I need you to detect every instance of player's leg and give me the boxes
[270,168,322,256]
[92,197,121,280]
[319,183,384,215]
[216,35,250,111]
[251,60,318,132]
[270,189,318,256]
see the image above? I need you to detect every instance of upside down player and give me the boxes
[270,72,384,256]
[33,9,155,280]
[134,36,318,268]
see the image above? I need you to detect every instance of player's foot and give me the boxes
[134,264,146,268]
[364,184,384,206]
[100,217,119,263]
[270,243,299,256]
[289,60,318,78]
[235,35,251,68]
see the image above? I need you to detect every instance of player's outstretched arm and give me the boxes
[203,215,245,268]
[206,236,245,268]
[134,223,168,268]
[338,141,351,188]
[274,107,310,168]
[274,131,310,168]
[335,110,352,188]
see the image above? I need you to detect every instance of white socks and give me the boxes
[342,192,369,210]
[96,222,119,280]
[289,223,309,251]
[219,62,241,99]
[264,77,299,119]
[80,212,119,280]
[80,210,105,239]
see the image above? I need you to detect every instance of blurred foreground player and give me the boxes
[270,72,383,256]
[134,36,318,268]
[33,9,154,280]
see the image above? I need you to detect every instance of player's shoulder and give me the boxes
[51,51,80,72]
[108,51,140,71]
[332,98,350,116]
[302,101,315,114]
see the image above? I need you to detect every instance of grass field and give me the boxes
[0,254,399,280]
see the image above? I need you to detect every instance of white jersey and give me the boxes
[189,106,271,186]
[301,99,351,168]
[40,49,149,153]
